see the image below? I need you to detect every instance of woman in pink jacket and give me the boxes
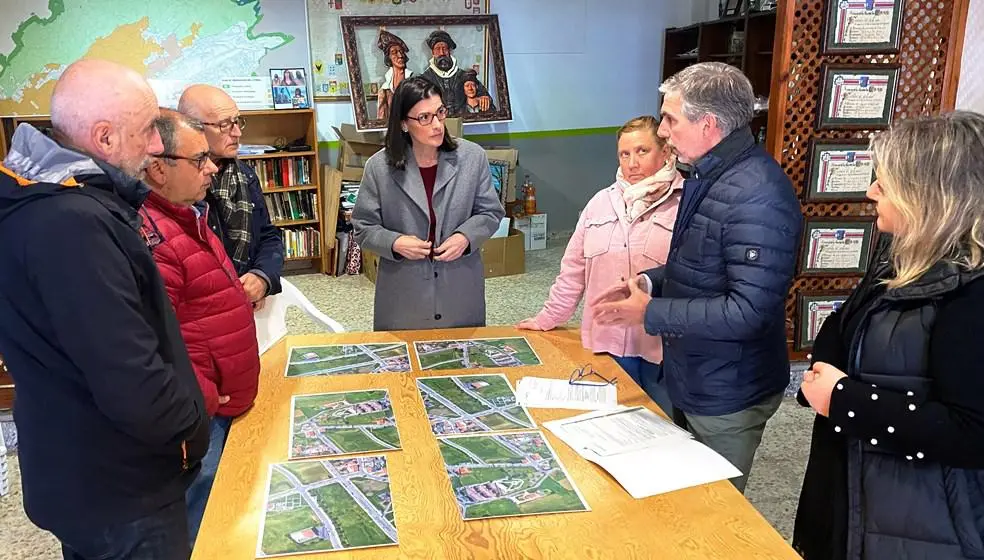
[518,116,682,411]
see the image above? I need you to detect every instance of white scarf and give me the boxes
[616,155,680,221]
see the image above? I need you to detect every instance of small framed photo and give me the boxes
[270,68,310,110]
[823,0,905,55]
[817,64,899,130]
[805,139,875,202]
[799,216,878,276]
[794,290,853,350]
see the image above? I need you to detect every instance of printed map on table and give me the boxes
[285,344,411,377]
[414,337,542,371]
[0,0,309,116]
[289,391,401,460]
[417,374,535,435]
[258,456,397,557]
[438,431,590,521]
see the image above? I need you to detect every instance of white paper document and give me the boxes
[544,407,742,499]
[557,406,691,456]
[515,376,618,410]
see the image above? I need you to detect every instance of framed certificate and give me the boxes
[805,140,875,202]
[795,290,853,350]
[817,64,899,130]
[823,0,905,55]
[799,217,878,276]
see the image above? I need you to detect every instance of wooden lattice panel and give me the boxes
[776,0,960,351]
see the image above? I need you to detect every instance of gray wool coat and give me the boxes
[352,138,505,331]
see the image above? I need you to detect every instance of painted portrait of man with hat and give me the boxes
[419,29,493,116]
[376,29,414,120]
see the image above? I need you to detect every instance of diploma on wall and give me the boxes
[822,0,904,55]
[799,218,877,276]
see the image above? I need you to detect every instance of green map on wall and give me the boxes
[0,0,308,116]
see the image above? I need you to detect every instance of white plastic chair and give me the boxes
[254,278,345,355]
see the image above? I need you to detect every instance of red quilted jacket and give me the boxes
[140,192,259,418]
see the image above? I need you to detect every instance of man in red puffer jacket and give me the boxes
[139,109,260,547]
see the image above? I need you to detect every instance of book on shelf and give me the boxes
[282,227,321,259]
[263,191,318,223]
[242,156,311,188]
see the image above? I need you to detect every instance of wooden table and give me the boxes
[194,327,799,559]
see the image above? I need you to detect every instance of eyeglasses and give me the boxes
[201,115,246,133]
[158,151,211,171]
[406,106,448,126]
[569,364,617,386]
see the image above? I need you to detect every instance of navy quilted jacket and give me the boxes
[642,127,802,416]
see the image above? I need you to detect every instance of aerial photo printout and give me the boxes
[285,343,411,377]
[258,456,398,557]
[417,374,535,435]
[414,337,542,371]
[289,390,401,460]
[437,431,590,521]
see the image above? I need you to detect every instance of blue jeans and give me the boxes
[60,499,189,559]
[185,415,232,548]
[612,356,672,414]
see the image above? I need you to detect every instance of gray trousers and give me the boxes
[675,392,783,493]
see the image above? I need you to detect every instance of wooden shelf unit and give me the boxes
[238,109,324,273]
[662,9,777,142]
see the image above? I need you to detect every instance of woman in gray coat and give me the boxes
[352,77,505,331]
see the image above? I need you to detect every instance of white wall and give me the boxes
[957,0,984,112]
[315,0,693,140]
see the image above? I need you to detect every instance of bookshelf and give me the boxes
[1,108,330,274]
[662,7,778,144]
[238,108,327,274]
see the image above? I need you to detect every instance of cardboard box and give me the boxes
[484,147,519,202]
[513,213,547,251]
[332,124,384,182]
[445,117,463,138]
[480,228,525,277]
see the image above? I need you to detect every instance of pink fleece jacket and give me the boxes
[532,169,683,364]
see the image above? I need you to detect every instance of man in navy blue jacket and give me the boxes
[596,62,802,493]
[0,59,208,558]
[178,85,284,309]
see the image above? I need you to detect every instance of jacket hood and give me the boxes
[0,124,149,225]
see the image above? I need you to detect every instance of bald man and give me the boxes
[178,85,284,310]
[0,59,208,559]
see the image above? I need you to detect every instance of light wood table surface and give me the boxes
[194,326,799,559]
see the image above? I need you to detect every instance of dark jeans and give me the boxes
[185,415,232,548]
[612,355,672,414]
[60,500,189,560]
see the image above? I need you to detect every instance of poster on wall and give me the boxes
[823,0,905,55]
[307,0,488,101]
[795,291,852,350]
[805,139,875,202]
[817,64,899,130]
[341,14,511,131]
[0,0,312,117]
[799,217,878,276]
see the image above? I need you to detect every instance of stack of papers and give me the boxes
[516,376,617,410]
[238,144,277,156]
[544,406,742,499]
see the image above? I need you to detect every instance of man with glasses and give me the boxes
[140,109,261,546]
[178,85,284,310]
